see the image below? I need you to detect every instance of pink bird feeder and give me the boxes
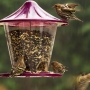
[0,0,67,77]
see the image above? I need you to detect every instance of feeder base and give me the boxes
[0,71,62,78]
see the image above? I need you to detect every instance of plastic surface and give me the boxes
[0,0,67,26]
[0,0,67,78]
[5,24,57,73]
[0,72,62,78]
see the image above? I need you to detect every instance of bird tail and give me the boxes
[71,14,83,22]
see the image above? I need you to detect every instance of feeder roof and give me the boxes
[0,0,67,26]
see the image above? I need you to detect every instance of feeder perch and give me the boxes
[0,0,68,77]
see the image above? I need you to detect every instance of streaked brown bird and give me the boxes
[50,61,67,74]
[37,61,48,72]
[53,3,83,22]
[10,56,26,77]
[74,73,90,90]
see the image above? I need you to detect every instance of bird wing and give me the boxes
[67,3,79,8]
[61,7,76,13]
[74,74,90,90]
[75,80,89,90]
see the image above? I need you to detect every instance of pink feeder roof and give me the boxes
[0,0,67,25]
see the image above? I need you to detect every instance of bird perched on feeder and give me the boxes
[50,61,67,74]
[74,73,90,90]
[53,3,83,22]
[10,56,26,77]
[37,61,48,72]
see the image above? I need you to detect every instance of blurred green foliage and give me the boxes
[0,0,90,90]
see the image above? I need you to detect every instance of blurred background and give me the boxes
[0,0,90,90]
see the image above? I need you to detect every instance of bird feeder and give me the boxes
[0,0,67,77]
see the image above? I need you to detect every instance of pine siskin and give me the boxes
[53,3,83,22]
[10,56,26,76]
[50,61,67,74]
[74,73,90,90]
[37,61,48,72]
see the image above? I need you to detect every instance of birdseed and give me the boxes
[9,29,54,73]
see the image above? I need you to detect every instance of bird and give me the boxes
[10,56,26,77]
[50,61,67,74]
[53,3,83,22]
[37,61,48,72]
[74,73,90,90]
